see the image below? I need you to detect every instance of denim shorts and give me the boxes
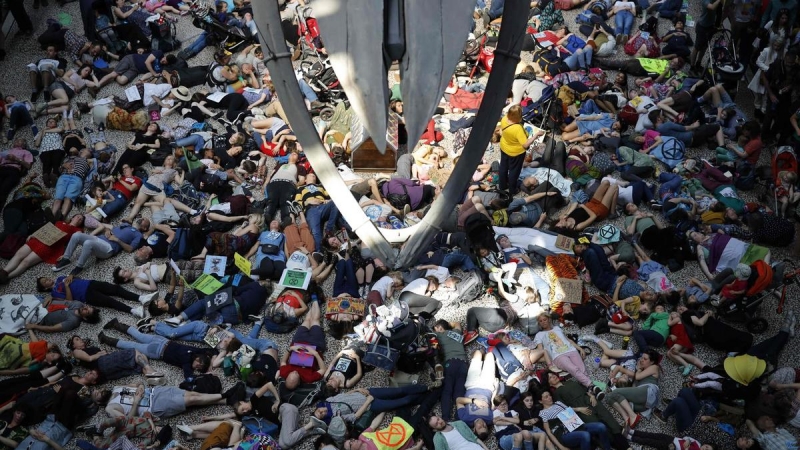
[54,174,83,200]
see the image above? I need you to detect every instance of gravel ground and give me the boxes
[1,1,800,450]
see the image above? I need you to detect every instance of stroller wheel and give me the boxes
[319,107,335,122]
[746,318,768,334]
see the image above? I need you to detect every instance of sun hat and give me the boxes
[171,86,191,101]
[723,354,766,386]
[595,224,620,245]
[734,263,752,280]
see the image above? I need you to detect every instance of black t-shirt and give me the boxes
[327,355,358,381]
[251,353,279,383]
[569,206,590,224]
[250,393,280,423]
[133,133,159,146]
[145,231,170,257]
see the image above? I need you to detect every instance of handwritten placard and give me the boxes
[31,222,67,246]
[234,253,251,276]
[554,277,583,304]
[278,269,311,290]
[554,235,575,252]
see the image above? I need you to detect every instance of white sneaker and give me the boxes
[599,338,614,349]
[130,306,144,319]
[177,424,193,436]
[165,316,184,327]
[139,292,158,305]
[146,377,166,386]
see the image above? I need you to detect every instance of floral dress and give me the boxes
[536,0,565,32]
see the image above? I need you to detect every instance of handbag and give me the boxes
[260,244,280,255]
[362,337,399,371]
[230,344,256,369]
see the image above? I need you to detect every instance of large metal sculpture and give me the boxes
[251,0,528,269]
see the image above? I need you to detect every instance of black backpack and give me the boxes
[734,161,757,191]
[386,183,411,210]
[179,373,222,394]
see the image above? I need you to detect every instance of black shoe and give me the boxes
[83,127,94,135]
[53,258,71,272]
[98,332,118,347]
[70,266,84,277]
[594,320,611,335]
[103,318,119,330]
[136,317,152,327]
[31,91,40,103]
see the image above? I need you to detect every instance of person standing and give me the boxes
[690,0,723,71]
[497,105,542,196]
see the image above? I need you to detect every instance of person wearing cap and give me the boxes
[151,85,192,116]
[495,191,558,228]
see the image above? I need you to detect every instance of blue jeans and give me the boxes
[578,99,602,115]
[155,320,209,341]
[564,47,593,70]
[657,172,682,199]
[488,0,505,19]
[560,422,610,450]
[367,384,430,412]
[442,251,477,272]
[176,134,205,152]
[100,190,128,217]
[298,79,318,102]
[305,202,340,252]
[333,258,360,297]
[615,11,634,35]
[663,388,700,433]
[185,31,209,56]
[492,343,524,380]
[633,329,665,352]
[499,435,534,450]
[441,358,468,420]
[116,326,169,359]
[230,326,278,353]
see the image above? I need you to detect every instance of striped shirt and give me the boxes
[295,184,329,207]
[63,156,90,179]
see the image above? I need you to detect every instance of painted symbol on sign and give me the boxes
[375,423,407,447]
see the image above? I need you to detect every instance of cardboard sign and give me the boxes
[203,255,227,277]
[234,253,251,276]
[554,277,583,304]
[31,222,68,246]
[278,269,312,290]
[190,273,225,295]
[554,235,575,252]
[326,296,366,317]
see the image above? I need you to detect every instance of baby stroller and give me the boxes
[770,146,798,210]
[190,5,252,53]
[717,260,786,333]
[703,29,746,99]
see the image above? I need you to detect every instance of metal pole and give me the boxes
[250,0,398,267]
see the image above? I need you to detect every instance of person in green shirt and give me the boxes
[433,320,469,421]
[632,304,669,351]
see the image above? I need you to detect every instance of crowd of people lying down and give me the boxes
[2,0,800,450]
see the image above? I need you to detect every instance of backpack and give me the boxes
[278,380,322,408]
[386,184,410,210]
[455,270,484,305]
[179,373,222,394]
[167,228,193,260]
[735,161,757,191]
[531,45,561,77]
[171,180,204,210]
[236,433,280,450]
[241,417,279,437]
[149,148,172,167]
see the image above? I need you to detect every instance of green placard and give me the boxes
[278,269,311,290]
[191,273,225,295]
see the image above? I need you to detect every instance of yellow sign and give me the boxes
[234,253,251,276]
[190,273,225,295]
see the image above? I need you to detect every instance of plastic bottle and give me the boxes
[593,357,601,369]
[240,364,253,380]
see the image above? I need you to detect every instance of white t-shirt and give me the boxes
[370,276,394,301]
[629,95,656,114]
[425,266,450,284]
[601,177,633,205]
[286,251,311,271]
[442,428,483,450]
[533,326,578,359]
[493,409,519,434]
[612,1,636,13]
[402,278,429,296]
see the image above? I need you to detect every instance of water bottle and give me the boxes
[240,364,252,380]
[593,357,601,369]
[311,294,318,304]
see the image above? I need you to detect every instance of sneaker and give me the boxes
[476,337,489,351]
[53,258,71,271]
[308,416,328,430]
[682,364,694,376]
[139,292,158,304]
[70,266,84,277]
[176,424,193,436]
[164,316,184,327]
[130,306,145,319]
[146,372,165,378]
[652,408,667,423]
[137,324,154,333]
[649,200,662,211]
[463,330,479,345]
[434,363,444,380]
[147,377,167,386]
[136,317,153,327]
[247,314,262,322]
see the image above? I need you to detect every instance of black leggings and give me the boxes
[113,149,150,174]
[620,165,654,183]
[596,59,650,76]
[630,431,673,450]
[207,93,250,121]
[0,371,49,405]
[0,207,28,241]
[253,258,286,280]
[40,150,65,177]
[264,180,296,220]
[540,137,567,175]
[86,281,139,312]
[466,307,508,333]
